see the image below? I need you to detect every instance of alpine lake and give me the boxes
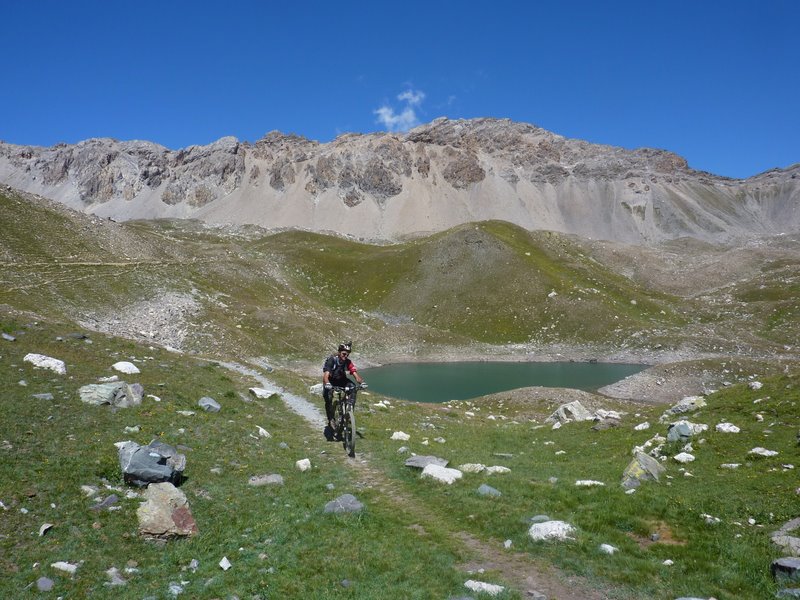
[360,361,647,403]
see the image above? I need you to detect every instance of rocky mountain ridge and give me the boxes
[1,117,798,244]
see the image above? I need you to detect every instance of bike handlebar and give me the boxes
[330,383,366,392]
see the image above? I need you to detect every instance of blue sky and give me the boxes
[2,1,797,179]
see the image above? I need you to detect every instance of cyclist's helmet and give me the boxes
[338,341,352,353]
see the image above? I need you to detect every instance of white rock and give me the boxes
[24,353,66,375]
[749,447,778,457]
[663,559,674,566]
[51,561,78,575]
[575,480,605,487]
[249,387,276,399]
[458,463,486,473]
[464,579,505,596]
[599,543,618,554]
[256,426,271,438]
[715,422,740,433]
[465,580,505,596]
[112,361,140,374]
[486,466,511,475]
[504,539,513,549]
[295,458,312,472]
[552,421,562,430]
[39,523,54,536]
[702,513,721,524]
[420,464,463,484]
[634,422,650,431]
[673,452,695,463]
[434,437,446,444]
[720,463,741,469]
[528,520,576,541]
[391,431,410,441]
[219,556,232,570]
[749,381,763,390]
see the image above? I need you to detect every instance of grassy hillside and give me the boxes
[1,313,798,599]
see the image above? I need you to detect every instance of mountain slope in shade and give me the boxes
[1,117,798,244]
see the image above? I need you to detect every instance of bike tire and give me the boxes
[342,408,356,458]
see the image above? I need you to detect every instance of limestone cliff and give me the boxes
[1,117,797,244]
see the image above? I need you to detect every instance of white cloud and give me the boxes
[397,89,425,106]
[374,88,426,132]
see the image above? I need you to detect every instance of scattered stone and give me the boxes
[106,566,127,586]
[391,431,410,441]
[51,561,78,575]
[674,452,695,463]
[219,556,232,571]
[575,480,605,487]
[621,451,666,488]
[421,464,463,484]
[38,523,54,536]
[659,396,706,422]
[1,333,16,342]
[119,440,186,487]
[772,518,800,556]
[459,463,486,473]
[477,484,501,497]
[32,393,55,401]
[296,459,311,472]
[716,422,740,433]
[112,361,140,374]
[528,520,576,541]
[634,422,650,431]
[405,455,448,469]
[486,465,511,475]
[464,579,505,596]
[599,543,618,554]
[772,557,800,582]
[749,381,763,390]
[720,463,741,469]
[91,494,119,511]
[529,515,551,524]
[79,382,143,408]
[37,576,54,591]
[198,397,221,412]
[137,482,198,539]
[324,494,364,514]
[24,353,66,375]
[249,387,277,399]
[749,447,779,457]
[256,426,271,438]
[248,474,284,487]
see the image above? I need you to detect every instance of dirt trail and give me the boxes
[223,359,613,600]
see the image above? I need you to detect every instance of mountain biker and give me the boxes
[322,342,365,440]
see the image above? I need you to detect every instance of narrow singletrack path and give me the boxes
[223,360,613,600]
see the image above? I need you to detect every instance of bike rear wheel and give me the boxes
[342,408,356,457]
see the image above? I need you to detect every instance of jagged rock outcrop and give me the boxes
[1,117,798,244]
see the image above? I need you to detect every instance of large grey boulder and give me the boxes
[621,452,666,489]
[772,557,800,583]
[80,382,143,408]
[119,440,185,487]
[198,396,221,412]
[546,400,593,424]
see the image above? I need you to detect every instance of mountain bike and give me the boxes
[330,383,365,458]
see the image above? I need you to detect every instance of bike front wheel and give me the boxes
[342,408,356,458]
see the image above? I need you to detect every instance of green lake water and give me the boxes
[360,361,646,403]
